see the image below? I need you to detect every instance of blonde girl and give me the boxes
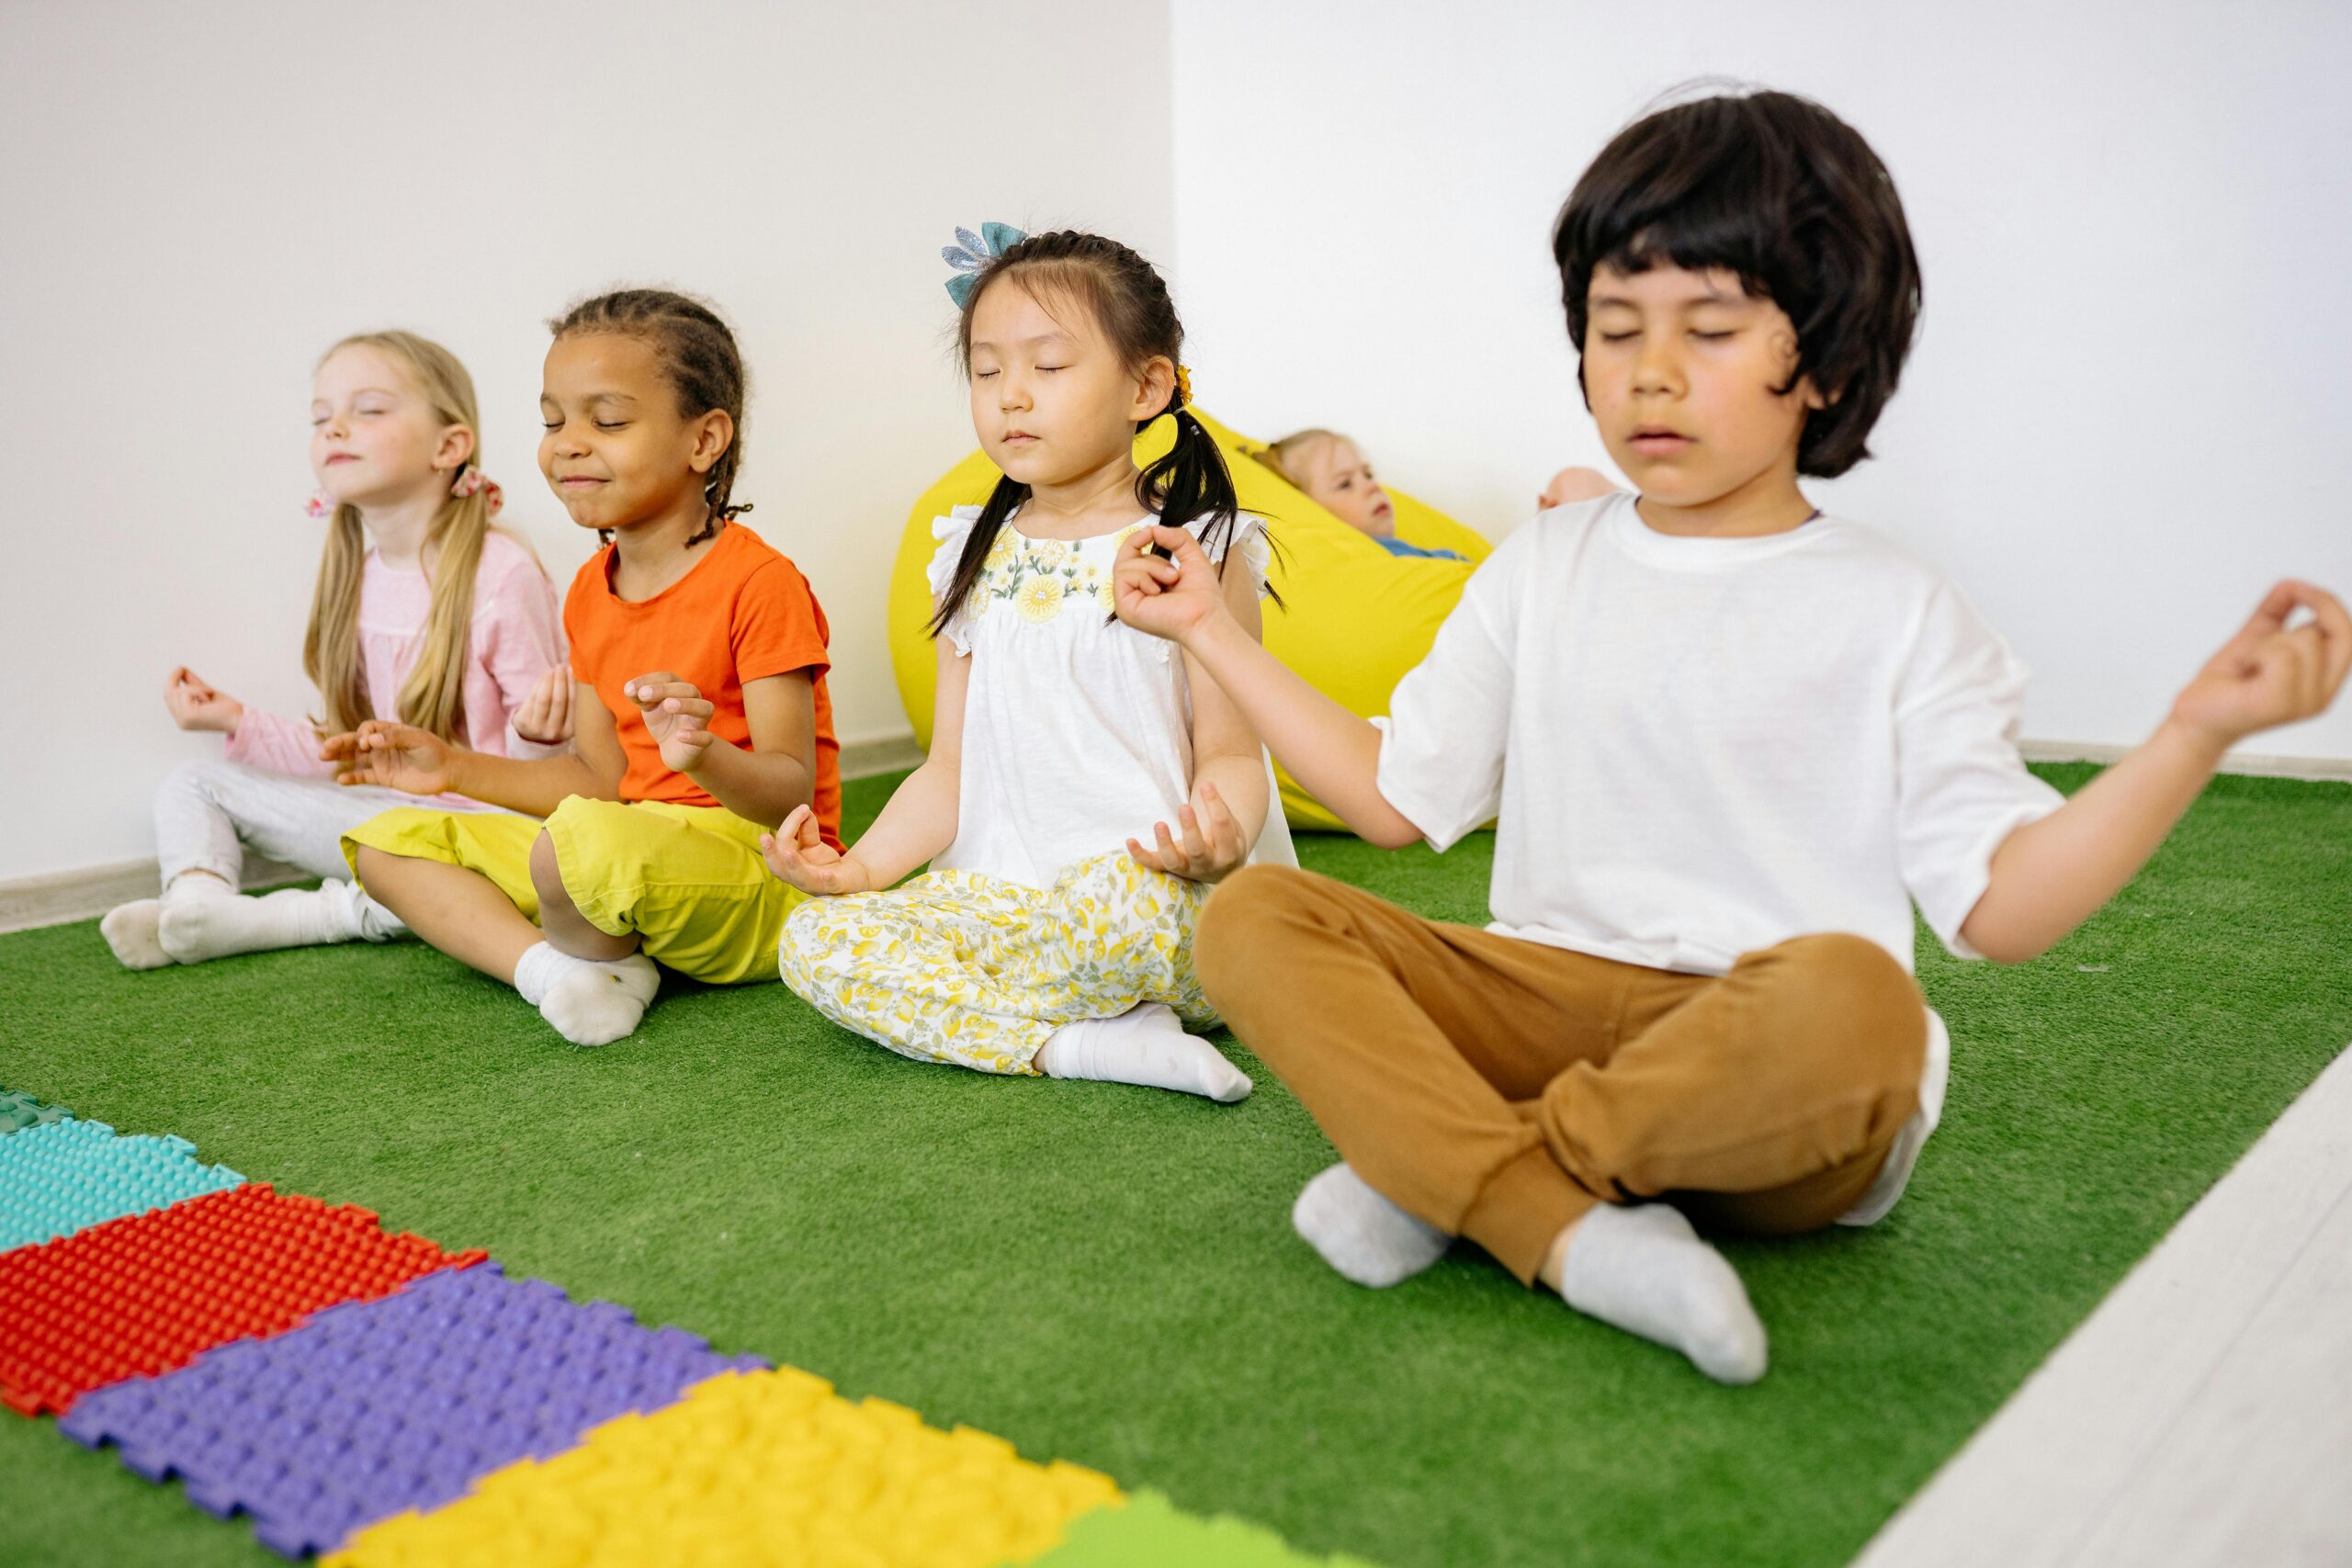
[764,228,1293,1102]
[102,331,567,970]
[1256,428,1616,557]
[334,289,841,1048]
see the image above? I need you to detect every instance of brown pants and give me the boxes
[1194,865,1926,1285]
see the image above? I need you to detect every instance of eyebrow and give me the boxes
[969,333,1076,351]
[1589,288,1745,310]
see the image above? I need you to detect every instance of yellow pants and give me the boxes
[344,797,804,985]
[775,852,1214,1077]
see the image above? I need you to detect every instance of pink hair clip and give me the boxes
[305,488,334,520]
[452,464,504,518]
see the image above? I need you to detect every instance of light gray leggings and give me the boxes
[152,760,502,923]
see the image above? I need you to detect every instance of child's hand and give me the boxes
[1126,779,1250,884]
[322,721,457,795]
[513,668,574,745]
[2170,581,2351,749]
[164,667,243,734]
[627,672,718,773]
[1114,525,1226,644]
[760,806,870,896]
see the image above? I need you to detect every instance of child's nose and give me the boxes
[1632,338,1682,392]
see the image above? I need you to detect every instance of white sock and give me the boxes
[100,900,172,969]
[1292,1162,1449,1287]
[157,878,373,964]
[1036,1003,1252,1102]
[335,879,409,943]
[513,941,661,1047]
[1557,1202,1768,1385]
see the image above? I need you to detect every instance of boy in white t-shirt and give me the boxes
[1111,89,2348,1383]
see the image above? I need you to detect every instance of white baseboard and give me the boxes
[0,733,933,938]
[2019,739,2352,783]
[0,856,304,937]
[839,731,926,780]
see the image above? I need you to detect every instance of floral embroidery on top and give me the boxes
[970,525,1141,625]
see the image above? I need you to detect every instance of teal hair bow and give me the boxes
[942,222,1027,308]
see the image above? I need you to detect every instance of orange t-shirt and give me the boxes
[564,522,842,846]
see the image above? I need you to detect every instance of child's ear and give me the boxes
[688,410,736,475]
[435,423,477,473]
[1131,356,1176,421]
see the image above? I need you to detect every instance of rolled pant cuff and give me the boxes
[1457,1144,1592,1287]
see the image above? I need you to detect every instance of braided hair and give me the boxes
[548,288,751,546]
[930,230,1255,637]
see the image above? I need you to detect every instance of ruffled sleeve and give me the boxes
[1182,513,1272,599]
[928,504,985,655]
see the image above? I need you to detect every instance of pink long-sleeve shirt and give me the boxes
[225,531,565,775]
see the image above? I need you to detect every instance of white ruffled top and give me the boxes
[926,503,1296,889]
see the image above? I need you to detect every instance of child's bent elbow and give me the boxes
[1363,818,1428,852]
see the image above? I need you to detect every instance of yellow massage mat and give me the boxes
[886,408,1491,833]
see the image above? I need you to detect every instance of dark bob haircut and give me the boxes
[1551,88,1920,479]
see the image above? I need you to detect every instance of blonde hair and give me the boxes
[301,330,495,740]
[1254,428,1344,491]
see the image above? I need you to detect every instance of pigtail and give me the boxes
[302,502,373,738]
[1135,400,1239,563]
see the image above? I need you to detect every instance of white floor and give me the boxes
[1853,1043,2352,1567]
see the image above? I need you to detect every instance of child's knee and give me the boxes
[775,897,827,976]
[1770,932,1926,1102]
[160,758,243,808]
[1195,863,1314,995]
[527,829,572,912]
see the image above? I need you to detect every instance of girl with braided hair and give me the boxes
[336,288,842,1047]
[765,229,1292,1101]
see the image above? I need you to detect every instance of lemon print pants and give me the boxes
[775,852,1216,1076]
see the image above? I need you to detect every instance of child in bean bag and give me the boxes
[1254,427,1615,558]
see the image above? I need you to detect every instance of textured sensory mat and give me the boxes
[59,1263,767,1556]
[0,1115,242,1249]
[1,765,2348,1566]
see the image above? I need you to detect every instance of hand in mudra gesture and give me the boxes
[1126,780,1250,883]
[760,805,871,896]
[321,721,457,796]
[513,668,575,745]
[1113,525,1225,643]
[164,667,243,734]
[627,671,718,773]
[2171,581,2351,747]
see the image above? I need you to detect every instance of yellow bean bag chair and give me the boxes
[888,408,1490,833]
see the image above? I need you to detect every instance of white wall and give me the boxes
[0,0,1172,882]
[1170,0,2352,761]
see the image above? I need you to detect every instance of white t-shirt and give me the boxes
[1374,492,2064,1223]
[929,504,1298,889]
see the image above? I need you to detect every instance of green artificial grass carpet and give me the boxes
[1,764,2347,1567]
